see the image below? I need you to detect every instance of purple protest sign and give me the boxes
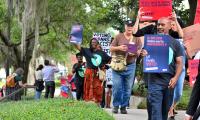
[127,44,137,54]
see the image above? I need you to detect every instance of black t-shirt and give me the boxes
[134,24,181,39]
[147,37,184,86]
[80,47,111,69]
[72,62,86,85]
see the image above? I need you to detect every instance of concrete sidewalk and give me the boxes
[105,108,185,120]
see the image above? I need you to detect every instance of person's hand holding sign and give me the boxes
[141,49,148,57]
[171,11,177,21]
[118,45,128,52]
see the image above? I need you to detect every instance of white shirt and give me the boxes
[35,70,43,80]
[42,66,59,82]
[194,51,200,60]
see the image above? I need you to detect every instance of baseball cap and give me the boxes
[125,20,134,27]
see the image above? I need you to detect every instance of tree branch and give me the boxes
[26,23,50,41]
[0,30,21,47]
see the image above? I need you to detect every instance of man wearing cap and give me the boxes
[110,18,142,114]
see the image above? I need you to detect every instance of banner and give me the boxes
[183,24,200,58]
[93,33,112,56]
[93,33,112,84]
[69,25,83,44]
[188,60,199,87]
[139,0,172,21]
[143,34,170,73]
[194,0,200,24]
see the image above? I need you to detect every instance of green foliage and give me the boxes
[37,0,112,61]
[0,0,6,25]
[176,84,192,110]
[0,98,114,120]
[133,81,147,97]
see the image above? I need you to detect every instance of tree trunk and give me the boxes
[189,0,198,25]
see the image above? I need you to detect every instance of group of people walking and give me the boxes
[2,8,200,120]
[69,10,199,120]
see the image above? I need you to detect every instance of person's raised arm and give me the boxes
[133,8,143,34]
[172,12,184,38]
[73,44,81,51]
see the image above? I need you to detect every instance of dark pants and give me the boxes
[44,81,55,98]
[147,83,174,120]
[75,83,84,100]
[186,70,200,119]
[100,81,106,108]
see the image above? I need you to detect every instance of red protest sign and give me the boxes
[188,60,199,87]
[194,0,200,24]
[139,0,172,21]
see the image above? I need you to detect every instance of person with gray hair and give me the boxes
[6,67,26,101]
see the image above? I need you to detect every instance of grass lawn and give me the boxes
[0,98,114,120]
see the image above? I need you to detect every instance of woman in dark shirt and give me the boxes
[73,38,111,106]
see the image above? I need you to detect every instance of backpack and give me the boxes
[6,74,16,87]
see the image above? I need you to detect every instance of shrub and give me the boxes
[0,98,114,120]
[133,81,147,97]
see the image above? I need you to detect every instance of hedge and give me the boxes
[0,98,114,120]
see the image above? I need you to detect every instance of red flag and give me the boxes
[139,0,172,21]
[194,0,200,24]
[188,60,199,87]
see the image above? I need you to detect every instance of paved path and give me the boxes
[105,108,185,120]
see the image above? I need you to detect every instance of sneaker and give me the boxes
[120,107,127,114]
[112,107,119,114]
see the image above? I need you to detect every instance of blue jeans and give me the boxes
[35,91,42,100]
[173,69,185,103]
[147,83,174,120]
[112,63,136,108]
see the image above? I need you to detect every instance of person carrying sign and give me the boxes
[110,13,142,114]
[72,38,111,106]
[139,17,184,120]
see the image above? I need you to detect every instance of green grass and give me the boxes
[137,84,192,110]
[176,84,192,110]
[0,98,114,120]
